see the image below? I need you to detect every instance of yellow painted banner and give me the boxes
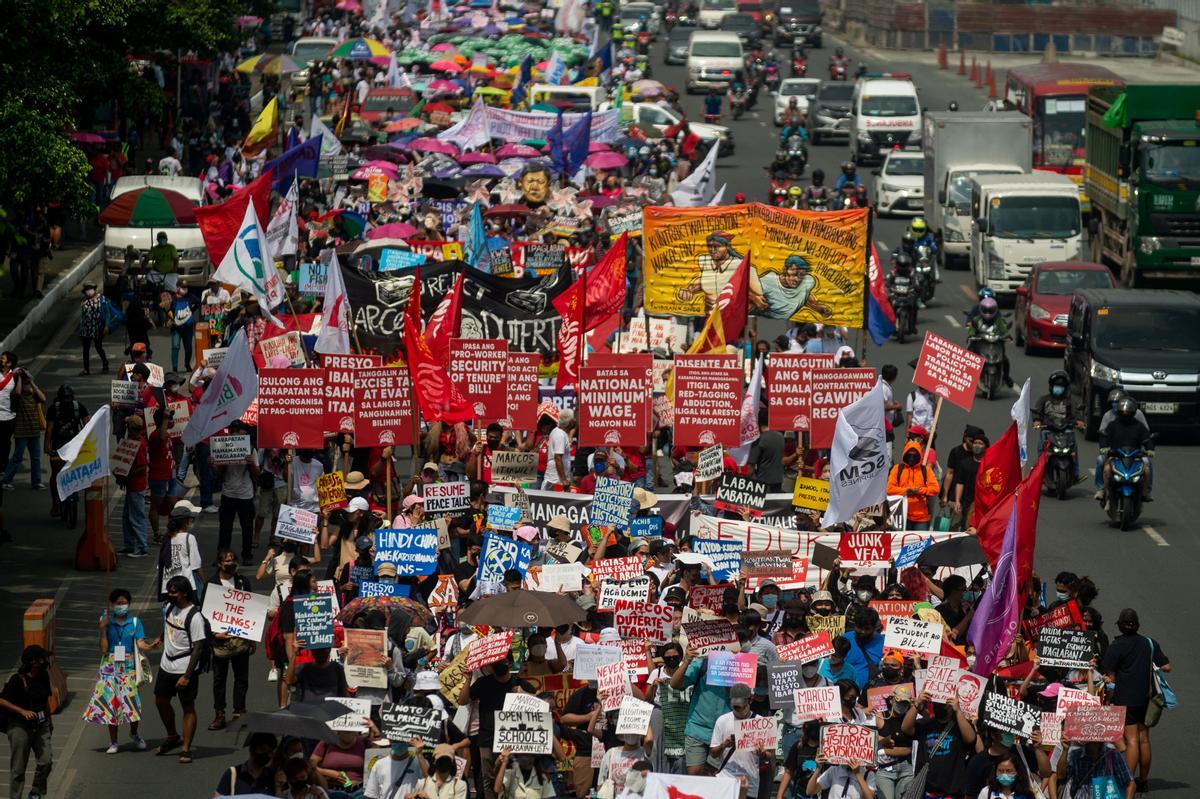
[642,204,868,327]
[791,476,831,510]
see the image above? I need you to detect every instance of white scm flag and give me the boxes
[821,380,888,527]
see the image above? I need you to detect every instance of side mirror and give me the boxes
[1070,334,1084,347]
[1015,285,1028,296]
[976,217,987,231]
[938,190,946,205]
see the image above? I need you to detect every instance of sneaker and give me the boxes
[106,743,120,754]
[127,551,148,559]
[31,484,45,491]
[131,734,147,751]
[268,667,279,682]
[203,505,218,513]
[1,483,13,491]
[118,548,135,555]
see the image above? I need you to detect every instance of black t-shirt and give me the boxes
[295,660,348,701]
[913,716,969,794]
[469,673,534,740]
[946,445,980,506]
[876,715,913,768]
[278,597,296,634]
[1100,633,1167,708]
[561,685,600,755]
[936,601,967,636]
[783,739,819,791]
[0,670,51,721]
[46,401,89,449]
[216,763,277,796]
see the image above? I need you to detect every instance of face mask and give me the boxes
[857,590,873,603]
[529,645,547,658]
[223,562,238,574]
[762,594,778,609]
[842,695,858,707]
[971,443,985,455]
[1056,591,1070,602]
[1052,385,1065,396]
[593,462,606,474]
[903,454,920,466]
[882,667,900,679]
[251,750,272,767]
[996,773,1017,787]
[379,576,396,585]
[801,664,819,678]
[85,289,96,298]
[663,656,682,669]
[289,750,306,760]
[391,743,410,757]
[893,701,911,715]
[623,734,643,746]
[112,604,129,617]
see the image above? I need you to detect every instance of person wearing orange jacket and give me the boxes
[887,440,939,530]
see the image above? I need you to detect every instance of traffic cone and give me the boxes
[958,50,966,76]
[988,67,998,98]
[985,61,993,86]
[938,43,948,70]
[969,57,978,84]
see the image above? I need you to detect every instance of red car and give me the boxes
[1015,261,1115,354]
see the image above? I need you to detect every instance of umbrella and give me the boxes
[329,37,390,60]
[587,194,620,210]
[916,536,988,568]
[409,137,459,156]
[385,118,425,133]
[430,42,458,53]
[259,54,306,76]
[350,163,398,180]
[335,0,363,10]
[337,595,433,626]
[99,187,196,227]
[421,177,466,199]
[426,79,462,95]
[458,163,506,179]
[631,79,666,97]
[235,15,263,28]
[361,146,409,163]
[70,131,106,145]
[473,86,508,97]
[494,143,541,159]
[228,703,353,743]
[235,53,270,74]
[368,222,420,239]
[458,590,586,628]
[422,101,457,115]
[587,141,613,153]
[457,151,497,165]
[484,203,531,218]
[430,59,464,73]
[584,151,627,170]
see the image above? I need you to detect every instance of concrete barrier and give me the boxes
[0,242,102,353]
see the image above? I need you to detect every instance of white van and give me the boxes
[849,74,922,165]
[698,0,738,28]
[103,176,209,286]
[686,31,744,94]
[529,84,607,112]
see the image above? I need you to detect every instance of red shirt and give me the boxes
[147,429,175,481]
[126,435,150,493]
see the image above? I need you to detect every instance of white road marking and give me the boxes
[944,314,962,328]
[1142,525,1170,547]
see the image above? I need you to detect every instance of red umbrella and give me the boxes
[430,60,464,73]
[98,187,196,226]
[71,132,106,145]
[368,222,420,239]
[409,137,459,156]
[484,203,531,218]
[457,151,497,165]
[584,151,628,170]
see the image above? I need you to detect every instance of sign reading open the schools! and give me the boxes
[715,473,768,517]
[373,528,439,575]
[578,356,651,448]
[505,352,541,431]
[493,707,554,754]
[353,367,413,447]
[913,331,985,412]
[258,368,325,448]
[768,353,834,430]
[590,477,636,528]
[323,353,383,434]
[449,338,509,423]
[201,587,269,641]
[673,357,743,447]
[210,434,251,465]
[423,481,470,517]
[808,366,877,450]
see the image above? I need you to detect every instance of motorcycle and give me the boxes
[829,60,848,80]
[791,48,808,76]
[730,90,748,120]
[969,323,1010,400]
[834,183,858,209]
[1104,446,1151,530]
[768,176,793,206]
[1041,421,1079,501]
[635,30,652,55]
[888,273,917,343]
[806,185,831,211]
[784,135,807,177]
[764,62,781,91]
[915,244,935,303]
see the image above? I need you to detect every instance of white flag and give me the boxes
[438,99,489,150]
[184,330,259,448]
[708,183,727,207]
[265,182,299,257]
[728,353,763,466]
[821,380,889,528]
[314,250,351,355]
[56,405,111,501]
[309,114,343,158]
[212,201,286,326]
[669,142,719,207]
[645,773,739,799]
[1011,377,1032,466]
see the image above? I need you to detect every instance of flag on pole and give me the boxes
[424,271,464,366]
[821,381,888,527]
[314,250,351,355]
[971,422,1021,528]
[866,242,896,346]
[562,111,591,175]
[465,202,489,270]
[310,115,343,157]
[211,202,285,326]
[55,406,111,501]
[243,97,280,157]
[264,135,323,193]
[728,353,763,466]
[404,268,473,423]
[265,181,299,257]
[669,141,719,206]
[544,51,566,85]
[708,183,727,207]
[195,170,274,265]
[1011,378,1032,466]
[689,253,750,354]
[975,450,1047,592]
[553,275,584,391]
[968,502,1021,677]
[184,330,260,448]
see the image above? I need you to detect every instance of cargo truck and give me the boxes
[1085,84,1200,286]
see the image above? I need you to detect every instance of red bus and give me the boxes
[1003,63,1124,210]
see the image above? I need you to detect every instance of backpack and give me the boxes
[263,590,291,663]
[179,606,214,674]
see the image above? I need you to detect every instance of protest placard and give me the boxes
[1026,599,1085,641]
[741,551,793,579]
[809,367,877,449]
[493,708,554,754]
[838,532,894,569]
[163,400,190,437]
[597,660,630,711]
[353,367,414,446]
[373,528,439,576]
[736,716,779,751]
[1040,713,1064,746]
[464,631,515,672]
[695,444,724,483]
[321,353,383,435]
[768,664,802,709]
[110,437,141,478]
[588,555,645,584]
[110,380,138,406]
[615,696,654,736]
[767,353,834,431]
[614,600,673,645]
[124,361,164,387]
[598,577,652,612]
[300,261,328,295]
[1056,687,1102,714]
[922,658,964,702]
[791,477,831,511]
[913,331,985,412]
[706,652,757,687]
[449,339,509,423]
[884,616,942,656]
[715,474,768,517]
[590,477,636,529]
[421,481,470,518]
[380,703,442,742]
[201,586,269,641]
[491,451,538,485]
[807,614,847,637]
[438,646,471,707]
[529,563,587,593]
[477,532,533,584]
[894,538,930,568]
[980,691,1040,738]
[209,434,251,466]
[691,539,744,582]
[776,632,835,664]
[792,686,842,723]
[578,357,652,448]
[1035,627,1098,670]
[866,683,914,714]
[259,331,305,367]
[326,697,372,733]
[630,516,663,539]
[544,540,587,565]
[357,581,411,599]
[293,593,336,649]
[673,362,742,447]
[316,472,347,512]
[202,347,228,368]
[275,504,319,545]
[956,672,987,718]
[427,575,459,608]
[258,368,325,448]
[688,583,734,614]
[682,619,739,653]
[870,600,918,630]
[572,643,624,681]
[344,629,388,689]
[1064,706,1125,743]
[504,352,541,432]
[486,504,522,531]
[503,694,551,715]
[746,557,810,593]
[619,638,649,678]
[820,724,878,767]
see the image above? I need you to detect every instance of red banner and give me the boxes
[674,363,742,448]
[913,331,985,412]
[448,338,509,423]
[258,368,325,448]
[353,367,414,447]
[505,352,541,431]
[322,353,382,434]
[809,367,877,449]
[767,353,834,430]
[578,355,652,447]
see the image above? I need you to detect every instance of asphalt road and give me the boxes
[0,33,1193,799]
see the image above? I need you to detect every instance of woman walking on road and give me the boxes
[78,282,110,375]
[0,645,54,799]
[83,588,152,753]
[206,549,253,731]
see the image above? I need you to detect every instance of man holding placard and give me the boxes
[212,420,261,564]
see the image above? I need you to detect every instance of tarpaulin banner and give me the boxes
[258,368,325,448]
[484,107,620,144]
[578,355,652,447]
[353,367,414,447]
[673,357,742,448]
[322,353,383,434]
[808,367,878,450]
[767,353,834,431]
[642,204,868,326]
[510,242,592,277]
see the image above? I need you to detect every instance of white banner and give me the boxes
[485,107,620,144]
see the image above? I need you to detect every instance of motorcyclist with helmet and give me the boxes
[734,192,747,204]
[830,46,850,77]
[768,149,790,180]
[704,87,723,120]
[781,96,802,129]
[780,116,809,146]
[1032,370,1085,479]
[1093,389,1151,499]
[834,161,862,191]
[965,287,996,324]
[785,184,805,209]
[910,217,940,281]
[1098,397,1155,504]
[802,168,831,210]
[886,253,918,334]
[966,297,1014,387]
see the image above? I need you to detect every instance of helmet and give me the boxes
[978,287,995,301]
[638,145,651,157]
[734,192,747,203]
[901,230,916,245]
[788,185,803,197]
[948,100,959,112]
[1049,370,1069,389]
[811,168,825,185]
[979,297,999,321]
[788,97,798,107]
[911,217,928,235]
[57,384,75,401]
[841,161,856,177]
[1116,397,1137,418]
[1107,388,1127,407]
[836,47,844,57]
[894,253,913,271]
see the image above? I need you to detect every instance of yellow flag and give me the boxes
[242,97,279,156]
[665,304,726,399]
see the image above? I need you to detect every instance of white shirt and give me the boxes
[0,372,16,422]
[158,155,183,176]
[160,603,207,674]
[906,389,935,430]
[291,458,325,511]
[364,755,422,799]
[598,746,643,794]
[161,533,203,595]
[356,79,371,105]
[543,427,571,486]
[817,765,877,799]
[710,711,763,795]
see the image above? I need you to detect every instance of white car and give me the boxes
[873,150,925,216]
[773,77,820,126]
[600,101,734,156]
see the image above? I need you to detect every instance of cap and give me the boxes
[892,685,914,702]
[354,536,373,552]
[376,562,398,577]
[881,651,904,667]
[348,496,370,513]
[432,743,456,761]
[811,590,835,604]
[747,602,768,616]
[908,425,929,438]
[421,462,440,473]
[345,471,370,490]
[514,525,538,542]
[403,494,424,510]
[170,500,202,518]
[1037,682,1063,698]
[729,683,752,707]
[633,487,657,510]
[536,400,560,423]
[598,627,621,645]
[758,579,779,592]
[547,514,572,534]
[413,670,440,691]
[663,586,687,606]
[1118,608,1139,626]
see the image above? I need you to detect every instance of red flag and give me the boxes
[553,275,584,391]
[976,450,1047,590]
[585,308,622,354]
[970,421,1021,528]
[194,169,274,265]
[424,271,463,367]
[692,253,750,354]
[583,232,628,329]
[404,267,473,424]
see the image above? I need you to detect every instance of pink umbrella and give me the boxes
[70,132,106,145]
[430,43,458,53]
[368,222,420,239]
[409,137,460,156]
[495,143,542,159]
[350,164,397,180]
[426,79,462,94]
[457,151,497,165]
[336,0,362,10]
[430,60,464,73]
[585,151,628,169]
[587,141,614,153]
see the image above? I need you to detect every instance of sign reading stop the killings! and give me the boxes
[449,339,509,423]
[809,367,877,449]
[505,352,541,431]
[674,360,743,448]
[578,357,651,447]
[258,368,325,448]
[767,353,834,430]
[353,367,413,447]
[913,331,985,412]
[323,353,382,434]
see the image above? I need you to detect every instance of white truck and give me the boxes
[969,172,1083,295]
[922,111,1031,269]
[848,74,921,166]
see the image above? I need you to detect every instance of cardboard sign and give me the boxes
[358,580,411,599]
[598,577,652,612]
[922,656,964,702]
[293,593,336,650]
[449,338,509,423]
[590,477,636,528]
[299,262,328,295]
[322,353,383,435]
[316,472,347,512]
[630,516,663,540]
[866,682,914,714]
[202,346,228,368]
[380,703,441,741]
[1040,712,1063,747]
[884,616,942,656]
[956,672,987,718]
[768,664,802,709]
[578,357,652,447]
[588,555,645,584]
[428,574,459,608]
[741,550,793,578]
[258,330,305,367]
[809,367,877,450]
[689,583,734,614]
[777,632,835,664]
[980,691,1040,738]
[715,473,768,517]
[616,696,654,736]
[374,528,439,575]
[544,540,587,565]
[165,400,190,437]
[597,659,630,711]
[344,629,388,689]
[275,504,319,545]
[326,696,371,733]
[491,451,538,484]
[1035,627,1098,670]
[477,532,533,584]
[791,477,831,511]
[464,630,515,672]
[572,643,624,681]
[894,538,930,569]
[353,367,414,447]
[767,353,834,430]
[201,586,269,641]
[838,532,893,569]
[493,707,554,754]
[1064,705,1125,743]
[210,434,251,465]
[111,380,138,405]
[1056,687,1102,714]
[912,331,985,412]
[793,686,842,723]
[258,368,325,448]
[529,562,587,593]
[481,503,519,531]
[807,614,847,637]
[504,352,541,431]
[673,363,743,447]
[706,651,758,687]
[820,723,878,767]
[421,481,470,518]
[736,716,779,751]
[695,444,724,483]
[691,539,744,582]
[870,600,917,629]
[111,437,141,478]
[614,600,673,645]
[682,619,739,653]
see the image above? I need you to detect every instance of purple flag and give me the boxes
[968,502,1020,677]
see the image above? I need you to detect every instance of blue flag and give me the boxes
[264,134,323,193]
[594,40,613,76]
[511,55,533,107]
[466,201,489,270]
[563,111,591,175]
[547,112,567,175]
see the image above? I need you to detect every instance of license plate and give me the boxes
[1143,402,1177,414]
[1190,257,1200,266]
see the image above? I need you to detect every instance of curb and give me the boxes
[0,243,102,353]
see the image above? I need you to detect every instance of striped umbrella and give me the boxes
[328,37,390,60]
[98,187,196,227]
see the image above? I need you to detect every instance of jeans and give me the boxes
[123,489,148,554]
[874,762,914,799]
[218,496,256,558]
[212,652,250,712]
[6,721,52,798]
[2,436,42,486]
[170,328,193,372]
[193,442,215,507]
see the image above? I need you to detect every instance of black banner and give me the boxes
[379,703,441,742]
[1035,627,1098,669]
[715,474,768,516]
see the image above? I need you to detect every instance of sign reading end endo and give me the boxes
[912,331,984,412]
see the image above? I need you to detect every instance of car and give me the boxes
[601,101,734,156]
[1065,288,1200,436]
[359,88,417,123]
[773,77,820,125]
[685,30,744,94]
[664,26,696,65]
[1015,261,1115,354]
[290,36,337,84]
[318,115,373,146]
[719,12,761,45]
[774,0,822,46]
[103,176,208,285]
[872,150,925,216]
[805,80,853,143]
[620,2,661,37]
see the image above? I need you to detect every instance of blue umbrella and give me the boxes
[460,163,506,178]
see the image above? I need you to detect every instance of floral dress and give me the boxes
[83,615,145,726]
[79,294,104,338]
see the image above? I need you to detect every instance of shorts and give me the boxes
[149,479,173,498]
[256,486,285,518]
[684,735,722,769]
[1125,705,1147,726]
[154,666,200,704]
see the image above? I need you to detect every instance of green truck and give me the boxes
[1085,84,1200,286]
